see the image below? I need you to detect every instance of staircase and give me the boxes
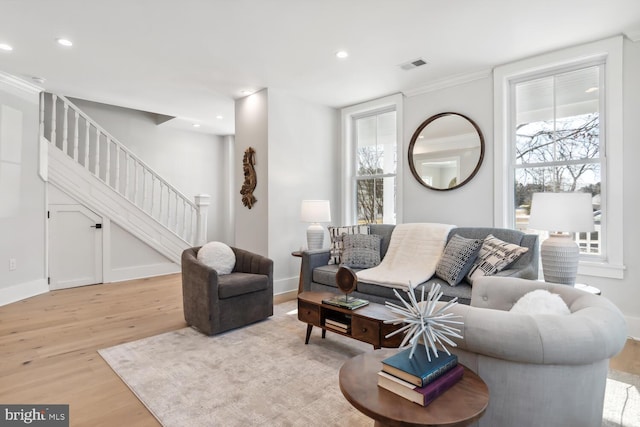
[40,92,208,264]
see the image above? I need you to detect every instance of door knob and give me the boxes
[90,224,102,229]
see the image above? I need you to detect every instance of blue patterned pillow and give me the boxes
[435,234,482,286]
[341,234,381,269]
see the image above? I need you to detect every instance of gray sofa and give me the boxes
[300,224,539,305]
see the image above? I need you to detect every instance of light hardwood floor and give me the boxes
[1,274,638,426]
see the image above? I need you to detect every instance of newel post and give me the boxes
[194,194,211,245]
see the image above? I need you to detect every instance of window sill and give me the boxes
[578,261,625,279]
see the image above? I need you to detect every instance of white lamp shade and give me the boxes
[300,200,331,223]
[529,192,595,233]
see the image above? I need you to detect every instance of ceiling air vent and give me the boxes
[400,58,428,71]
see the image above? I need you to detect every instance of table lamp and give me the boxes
[300,200,331,250]
[528,192,594,285]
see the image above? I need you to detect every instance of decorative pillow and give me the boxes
[465,235,529,285]
[435,234,482,286]
[341,234,382,269]
[328,225,370,265]
[510,289,571,315]
[197,241,236,275]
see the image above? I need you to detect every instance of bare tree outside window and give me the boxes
[513,65,603,255]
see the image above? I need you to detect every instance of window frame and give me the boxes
[341,93,403,225]
[510,62,606,260]
[494,36,625,279]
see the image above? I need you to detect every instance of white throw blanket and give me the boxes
[356,223,455,289]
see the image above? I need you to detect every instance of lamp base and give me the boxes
[306,224,324,250]
[540,233,579,285]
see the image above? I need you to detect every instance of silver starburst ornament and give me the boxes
[384,282,463,361]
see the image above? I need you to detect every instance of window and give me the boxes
[512,65,604,257]
[354,109,397,224]
[341,94,403,225]
[494,36,624,279]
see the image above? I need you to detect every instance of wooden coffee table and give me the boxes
[298,291,404,349]
[339,349,489,427]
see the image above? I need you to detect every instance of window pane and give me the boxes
[356,111,396,176]
[514,165,601,254]
[356,177,396,224]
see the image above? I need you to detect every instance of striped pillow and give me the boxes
[465,235,528,285]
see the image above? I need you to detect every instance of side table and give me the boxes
[339,349,488,427]
[574,283,602,295]
[291,250,303,294]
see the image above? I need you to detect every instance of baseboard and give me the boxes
[273,276,298,296]
[274,289,297,305]
[625,315,640,340]
[108,263,180,283]
[0,278,49,306]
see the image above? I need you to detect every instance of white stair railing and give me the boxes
[41,92,208,246]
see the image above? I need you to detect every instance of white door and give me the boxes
[49,204,103,290]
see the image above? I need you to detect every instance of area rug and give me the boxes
[99,301,640,427]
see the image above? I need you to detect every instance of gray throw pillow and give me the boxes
[341,234,381,269]
[435,234,482,286]
[327,225,370,265]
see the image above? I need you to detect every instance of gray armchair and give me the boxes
[181,246,273,336]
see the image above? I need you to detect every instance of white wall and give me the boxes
[403,77,493,226]
[234,89,340,295]
[0,75,47,305]
[234,90,269,256]
[267,90,340,295]
[401,40,640,338]
[68,97,233,244]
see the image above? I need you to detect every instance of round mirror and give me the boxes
[408,112,484,191]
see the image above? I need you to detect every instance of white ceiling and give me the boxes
[1,0,639,136]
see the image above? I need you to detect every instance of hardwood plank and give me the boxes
[0,274,184,426]
[0,272,637,427]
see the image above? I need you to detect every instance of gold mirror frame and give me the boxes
[408,112,484,191]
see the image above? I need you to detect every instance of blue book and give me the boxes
[381,345,458,387]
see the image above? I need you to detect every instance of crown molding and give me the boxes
[403,68,492,97]
[0,71,42,101]
[624,28,640,42]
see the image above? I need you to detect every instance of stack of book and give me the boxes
[377,344,463,406]
[324,314,351,333]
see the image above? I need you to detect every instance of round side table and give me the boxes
[339,349,489,427]
[574,283,602,295]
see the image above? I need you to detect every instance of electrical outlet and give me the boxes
[9,258,16,271]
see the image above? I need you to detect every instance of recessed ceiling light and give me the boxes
[216,115,223,120]
[335,50,349,59]
[585,87,599,93]
[56,38,73,47]
[0,43,13,51]
[192,124,201,128]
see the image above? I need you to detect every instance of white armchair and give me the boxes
[442,276,627,427]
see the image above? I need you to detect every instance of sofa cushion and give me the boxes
[466,234,529,285]
[313,264,342,288]
[218,272,269,299]
[328,225,370,265]
[341,234,381,269]
[436,234,482,286]
[356,277,472,305]
[197,241,235,275]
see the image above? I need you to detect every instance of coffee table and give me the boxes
[339,349,489,427]
[298,291,404,349]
